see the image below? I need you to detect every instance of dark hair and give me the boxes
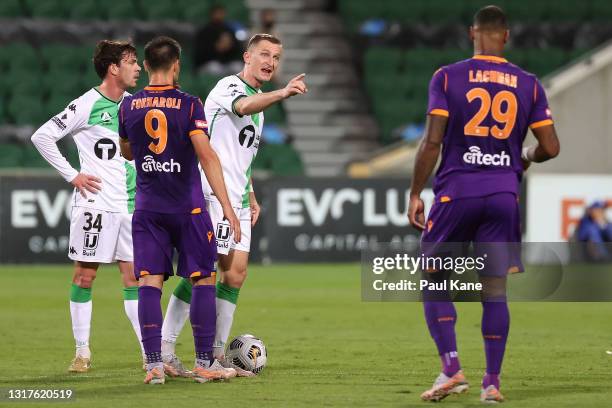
[473,5,508,31]
[247,33,282,49]
[93,40,137,79]
[209,4,225,16]
[144,36,182,72]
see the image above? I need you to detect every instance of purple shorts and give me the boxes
[421,192,522,276]
[132,210,217,280]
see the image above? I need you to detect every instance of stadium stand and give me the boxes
[339,0,612,145]
[0,0,299,175]
[2,0,610,176]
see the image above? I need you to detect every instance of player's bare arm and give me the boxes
[119,137,133,161]
[408,114,448,230]
[249,179,260,227]
[523,124,560,163]
[191,134,241,242]
[234,73,307,116]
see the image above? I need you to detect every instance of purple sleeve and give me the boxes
[528,79,553,129]
[427,68,449,117]
[188,98,209,137]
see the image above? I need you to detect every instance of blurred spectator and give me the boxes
[194,4,243,76]
[252,8,280,39]
[575,201,612,261]
[262,123,287,144]
[250,9,283,79]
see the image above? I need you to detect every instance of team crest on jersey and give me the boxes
[82,232,99,256]
[100,111,113,123]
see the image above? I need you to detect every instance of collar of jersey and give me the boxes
[472,55,508,63]
[144,84,176,91]
[234,75,259,92]
[93,87,123,104]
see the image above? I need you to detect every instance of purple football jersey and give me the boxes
[427,55,553,201]
[119,85,209,213]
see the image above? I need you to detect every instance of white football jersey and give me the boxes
[32,88,135,213]
[202,75,264,208]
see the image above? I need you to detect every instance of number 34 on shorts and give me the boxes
[68,206,133,263]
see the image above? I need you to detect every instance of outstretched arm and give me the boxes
[234,73,307,116]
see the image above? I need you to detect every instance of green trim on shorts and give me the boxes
[216,282,240,304]
[70,283,92,303]
[173,278,193,303]
[123,286,138,301]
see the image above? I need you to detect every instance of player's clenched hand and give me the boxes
[223,206,241,243]
[71,173,101,198]
[250,193,260,227]
[282,73,307,98]
[408,194,426,231]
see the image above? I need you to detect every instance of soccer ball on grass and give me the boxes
[226,334,267,374]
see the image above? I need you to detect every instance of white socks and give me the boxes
[160,292,240,359]
[70,300,92,359]
[161,294,190,356]
[214,298,237,359]
[123,299,144,354]
[70,285,144,359]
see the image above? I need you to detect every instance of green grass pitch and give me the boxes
[1,264,611,407]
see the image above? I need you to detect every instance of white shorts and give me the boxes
[68,206,133,263]
[206,199,251,255]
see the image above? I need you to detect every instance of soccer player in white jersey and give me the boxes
[31,40,143,373]
[160,34,307,376]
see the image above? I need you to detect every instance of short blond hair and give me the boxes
[247,33,281,49]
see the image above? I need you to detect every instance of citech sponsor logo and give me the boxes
[141,155,181,173]
[463,146,511,167]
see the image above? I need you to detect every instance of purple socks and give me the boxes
[424,297,510,389]
[481,300,509,388]
[138,286,163,363]
[138,283,217,367]
[424,301,460,377]
[191,284,216,366]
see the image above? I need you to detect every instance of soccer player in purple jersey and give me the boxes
[407,6,560,403]
[118,36,241,385]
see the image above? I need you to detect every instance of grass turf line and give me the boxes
[0,264,611,407]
